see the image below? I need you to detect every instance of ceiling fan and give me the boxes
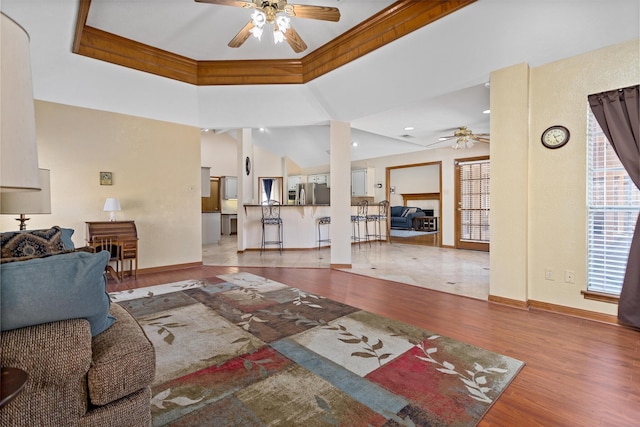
[195,0,341,53]
[428,126,490,150]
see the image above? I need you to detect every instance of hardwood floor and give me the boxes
[109,266,640,426]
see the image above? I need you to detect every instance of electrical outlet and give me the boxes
[565,270,576,283]
[545,269,554,280]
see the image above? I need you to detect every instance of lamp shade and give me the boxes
[103,198,121,221]
[1,13,40,192]
[0,169,51,214]
[103,198,121,212]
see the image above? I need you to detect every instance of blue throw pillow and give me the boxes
[0,250,115,336]
[60,227,75,250]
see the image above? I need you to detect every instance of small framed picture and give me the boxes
[100,171,113,185]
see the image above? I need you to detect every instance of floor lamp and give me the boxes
[0,169,51,230]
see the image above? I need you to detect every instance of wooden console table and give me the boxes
[86,221,138,280]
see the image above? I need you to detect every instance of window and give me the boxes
[587,112,640,295]
[259,177,283,204]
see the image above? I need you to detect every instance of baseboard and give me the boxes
[243,247,329,252]
[331,264,352,269]
[528,299,619,325]
[138,262,202,275]
[488,295,530,310]
[488,294,621,325]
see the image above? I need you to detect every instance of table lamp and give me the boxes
[0,169,51,230]
[103,198,121,221]
[1,13,40,193]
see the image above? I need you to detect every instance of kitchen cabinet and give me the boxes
[287,175,306,191]
[308,173,329,187]
[223,176,237,200]
[202,212,221,244]
[351,168,374,196]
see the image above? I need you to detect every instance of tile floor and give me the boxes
[203,236,490,300]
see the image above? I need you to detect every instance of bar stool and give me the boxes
[317,216,331,249]
[351,200,369,247]
[366,200,389,243]
[260,201,283,255]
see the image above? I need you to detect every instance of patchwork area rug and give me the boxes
[390,229,439,238]
[110,273,524,426]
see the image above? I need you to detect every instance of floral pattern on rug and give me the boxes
[114,273,525,426]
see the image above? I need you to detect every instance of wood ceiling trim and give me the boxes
[197,60,305,85]
[72,0,476,86]
[76,26,199,84]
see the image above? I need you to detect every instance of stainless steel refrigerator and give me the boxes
[295,183,330,205]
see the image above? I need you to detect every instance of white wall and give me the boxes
[201,131,238,177]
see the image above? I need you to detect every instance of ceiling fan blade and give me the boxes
[288,4,340,22]
[228,20,254,48]
[284,25,307,53]
[474,137,490,144]
[195,0,255,8]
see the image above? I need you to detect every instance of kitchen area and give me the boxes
[242,169,378,250]
[203,166,379,251]
[287,173,331,206]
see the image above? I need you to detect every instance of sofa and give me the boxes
[0,227,155,426]
[390,206,433,229]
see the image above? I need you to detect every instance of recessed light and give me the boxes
[352,141,358,147]
[483,109,490,114]
[404,126,414,131]
[259,127,266,132]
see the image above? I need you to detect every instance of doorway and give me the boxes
[455,156,490,251]
[386,162,442,247]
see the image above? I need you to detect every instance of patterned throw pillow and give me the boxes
[0,227,66,259]
[401,207,417,217]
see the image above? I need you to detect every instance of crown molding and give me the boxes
[73,0,477,86]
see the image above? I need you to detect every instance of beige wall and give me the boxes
[0,101,203,270]
[489,62,531,302]
[491,39,640,315]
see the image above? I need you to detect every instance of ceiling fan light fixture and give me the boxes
[273,27,285,44]
[276,14,290,33]
[250,10,266,40]
[273,13,290,44]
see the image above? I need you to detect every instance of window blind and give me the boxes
[587,112,640,294]
[458,160,490,243]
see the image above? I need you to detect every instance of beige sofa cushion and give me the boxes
[88,304,155,406]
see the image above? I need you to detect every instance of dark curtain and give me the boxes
[588,85,640,328]
[263,179,274,202]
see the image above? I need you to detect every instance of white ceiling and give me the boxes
[2,0,639,168]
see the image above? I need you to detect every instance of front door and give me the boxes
[455,157,490,251]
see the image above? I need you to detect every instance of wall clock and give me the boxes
[541,125,570,149]
[245,156,251,175]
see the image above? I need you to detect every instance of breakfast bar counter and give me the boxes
[243,204,331,250]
